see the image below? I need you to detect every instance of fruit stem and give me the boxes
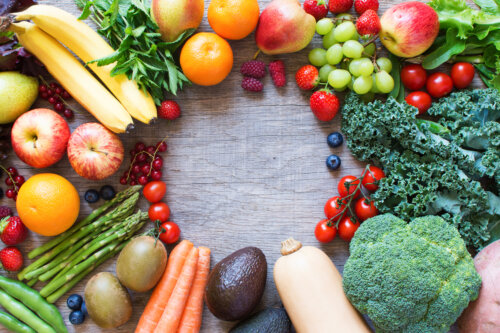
[253,50,261,60]
[280,238,302,256]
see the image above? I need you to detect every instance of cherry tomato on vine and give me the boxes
[361,166,385,192]
[314,219,337,243]
[324,196,346,221]
[426,72,453,98]
[159,221,181,244]
[148,202,170,222]
[405,91,432,115]
[401,64,427,91]
[143,181,167,203]
[338,217,360,242]
[354,197,379,221]
[338,175,361,199]
[451,62,475,89]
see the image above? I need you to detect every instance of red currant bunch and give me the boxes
[39,81,74,120]
[2,166,25,201]
[120,140,167,186]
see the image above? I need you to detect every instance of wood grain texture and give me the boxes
[2,0,479,331]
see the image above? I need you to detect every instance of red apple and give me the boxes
[11,108,70,168]
[380,2,439,58]
[67,123,124,180]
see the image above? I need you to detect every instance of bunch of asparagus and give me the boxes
[17,186,149,303]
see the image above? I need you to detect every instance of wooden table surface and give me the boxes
[2,0,477,331]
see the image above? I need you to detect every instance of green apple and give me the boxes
[0,71,38,124]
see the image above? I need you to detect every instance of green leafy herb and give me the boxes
[74,0,194,104]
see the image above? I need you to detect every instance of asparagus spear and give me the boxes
[27,185,141,259]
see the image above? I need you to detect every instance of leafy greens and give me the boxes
[341,89,500,250]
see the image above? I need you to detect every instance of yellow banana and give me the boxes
[14,4,157,124]
[9,22,134,133]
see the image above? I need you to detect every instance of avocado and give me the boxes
[230,307,292,333]
[205,247,267,321]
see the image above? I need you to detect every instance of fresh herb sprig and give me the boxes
[75,0,194,104]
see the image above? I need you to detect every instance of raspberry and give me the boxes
[158,100,181,120]
[240,60,266,78]
[269,60,286,87]
[241,77,263,92]
[0,206,13,219]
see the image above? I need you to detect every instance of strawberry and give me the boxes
[354,0,379,14]
[295,65,319,90]
[356,9,381,36]
[0,246,23,271]
[158,100,181,120]
[0,216,28,246]
[303,0,329,21]
[328,0,353,13]
[310,90,340,121]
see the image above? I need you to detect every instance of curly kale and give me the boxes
[343,214,482,333]
[341,89,500,250]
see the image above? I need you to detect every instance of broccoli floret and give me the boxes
[343,214,481,333]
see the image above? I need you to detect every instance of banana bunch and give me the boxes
[8,5,157,133]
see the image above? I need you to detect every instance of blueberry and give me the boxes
[99,185,116,200]
[67,294,83,310]
[327,132,343,148]
[84,189,99,203]
[69,310,85,325]
[326,155,341,170]
[81,301,88,316]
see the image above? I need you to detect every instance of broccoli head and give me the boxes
[343,214,481,333]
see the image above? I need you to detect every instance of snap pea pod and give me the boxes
[0,289,56,333]
[0,311,35,333]
[0,276,67,333]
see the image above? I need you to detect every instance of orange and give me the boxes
[180,32,234,86]
[208,0,260,40]
[17,173,80,236]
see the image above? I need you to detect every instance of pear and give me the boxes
[0,72,38,124]
[151,0,204,42]
[255,0,316,55]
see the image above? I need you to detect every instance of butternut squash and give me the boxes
[273,238,370,333]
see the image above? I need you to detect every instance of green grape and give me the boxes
[360,92,375,103]
[348,59,363,77]
[335,13,352,25]
[347,77,355,90]
[358,58,374,76]
[376,57,393,73]
[364,43,376,56]
[353,76,373,94]
[328,69,351,89]
[322,30,337,49]
[326,44,343,65]
[316,18,334,35]
[350,31,360,41]
[375,70,395,94]
[308,48,327,67]
[319,64,335,83]
[342,40,364,59]
[370,74,379,93]
[335,86,347,92]
[333,21,356,42]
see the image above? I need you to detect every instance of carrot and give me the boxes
[177,246,211,333]
[154,247,199,333]
[135,240,194,333]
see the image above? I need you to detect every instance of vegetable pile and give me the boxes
[343,213,481,333]
[342,89,500,250]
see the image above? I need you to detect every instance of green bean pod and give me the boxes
[0,276,66,333]
[0,289,56,333]
[0,311,36,333]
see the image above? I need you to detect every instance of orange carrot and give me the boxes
[177,246,211,333]
[154,247,199,333]
[135,240,194,333]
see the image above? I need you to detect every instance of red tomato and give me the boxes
[401,64,427,91]
[405,91,432,115]
[148,202,170,222]
[426,72,453,98]
[451,62,475,89]
[338,217,360,242]
[159,221,181,244]
[143,181,167,203]
[338,175,361,199]
[324,196,346,221]
[314,219,337,243]
[354,198,379,221]
[361,166,385,192]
